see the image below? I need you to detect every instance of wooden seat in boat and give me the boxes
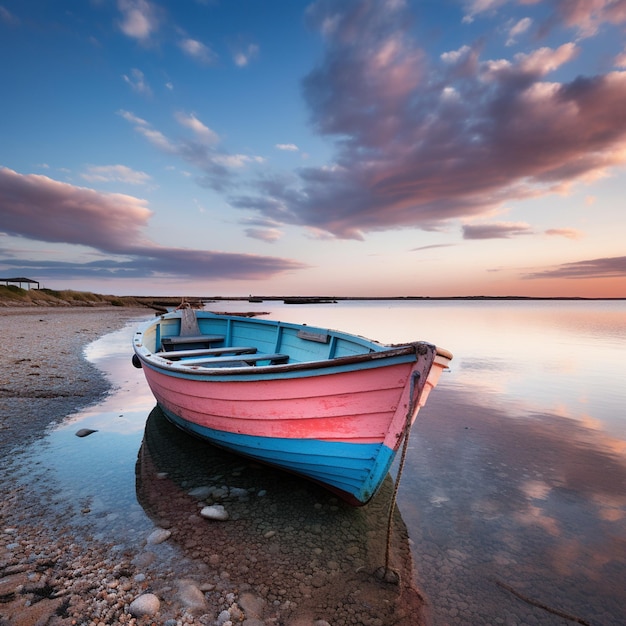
[160,334,225,350]
[181,353,290,367]
[157,346,257,359]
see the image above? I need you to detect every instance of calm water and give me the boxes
[10,300,626,625]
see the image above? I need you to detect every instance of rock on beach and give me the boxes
[128,592,161,617]
[200,504,230,520]
[176,579,209,615]
[147,527,172,544]
[75,427,98,437]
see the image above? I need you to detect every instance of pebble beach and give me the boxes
[0,306,428,626]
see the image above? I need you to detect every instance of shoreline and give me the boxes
[0,306,428,626]
[2,292,624,311]
[0,306,149,455]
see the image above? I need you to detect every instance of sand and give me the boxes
[0,306,148,456]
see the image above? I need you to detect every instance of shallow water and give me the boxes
[9,300,626,625]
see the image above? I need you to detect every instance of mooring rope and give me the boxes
[377,370,421,584]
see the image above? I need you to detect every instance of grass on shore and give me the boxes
[0,285,190,310]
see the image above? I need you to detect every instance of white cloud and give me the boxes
[506,17,532,46]
[122,68,152,95]
[179,38,217,64]
[117,109,149,126]
[81,165,152,185]
[275,143,299,151]
[175,112,219,144]
[233,43,259,67]
[137,127,175,152]
[212,154,265,168]
[441,45,471,64]
[462,0,507,23]
[441,86,460,101]
[117,0,159,41]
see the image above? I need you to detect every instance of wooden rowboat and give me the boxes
[132,307,452,506]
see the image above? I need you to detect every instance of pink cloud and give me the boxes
[232,1,626,239]
[0,168,306,281]
[466,0,626,37]
[545,228,583,239]
[513,43,578,75]
[0,167,152,252]
[117,0,160,42]
[554,0,626,37]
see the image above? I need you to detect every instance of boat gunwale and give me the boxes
[132,311,452,377]
[137,342,436,377]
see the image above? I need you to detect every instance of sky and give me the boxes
[1,0,625,298]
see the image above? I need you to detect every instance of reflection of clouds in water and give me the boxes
[58,320,155,435]
[445,354,624,440]
[428,388,626,504]
[408,386,626,619]
[521,480,551,500]
[592,493,626,522]
[513,504,561,537]
[57,377,154,435]
[429,492,450,507]
[458,357,509,372]
[84,316,149,362]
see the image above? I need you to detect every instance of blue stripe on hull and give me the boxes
[160,406,396,505]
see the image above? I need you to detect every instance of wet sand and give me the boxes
[0,307,148,455]
[0,307,429,626]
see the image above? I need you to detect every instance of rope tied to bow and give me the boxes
[376,367,423,585]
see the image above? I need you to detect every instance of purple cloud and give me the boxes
[463,222,534,239]
[411,243,456,252]
[551,0,626,37]
[0,167,306,281]
[0,167,152,253]
[232,0,626,239]
[465,0,626,38]
[525,256,626,280]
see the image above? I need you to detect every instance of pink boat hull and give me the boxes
[133,311,451,505]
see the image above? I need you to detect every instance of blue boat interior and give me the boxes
[141,311,385,368]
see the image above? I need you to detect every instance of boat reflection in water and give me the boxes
[135,406,429,626]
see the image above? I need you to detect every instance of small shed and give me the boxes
[0,277,40,290]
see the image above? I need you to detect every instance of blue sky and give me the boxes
[1,0,625,297]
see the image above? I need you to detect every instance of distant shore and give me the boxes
[213,294,626,302]
[1,285,623,310]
